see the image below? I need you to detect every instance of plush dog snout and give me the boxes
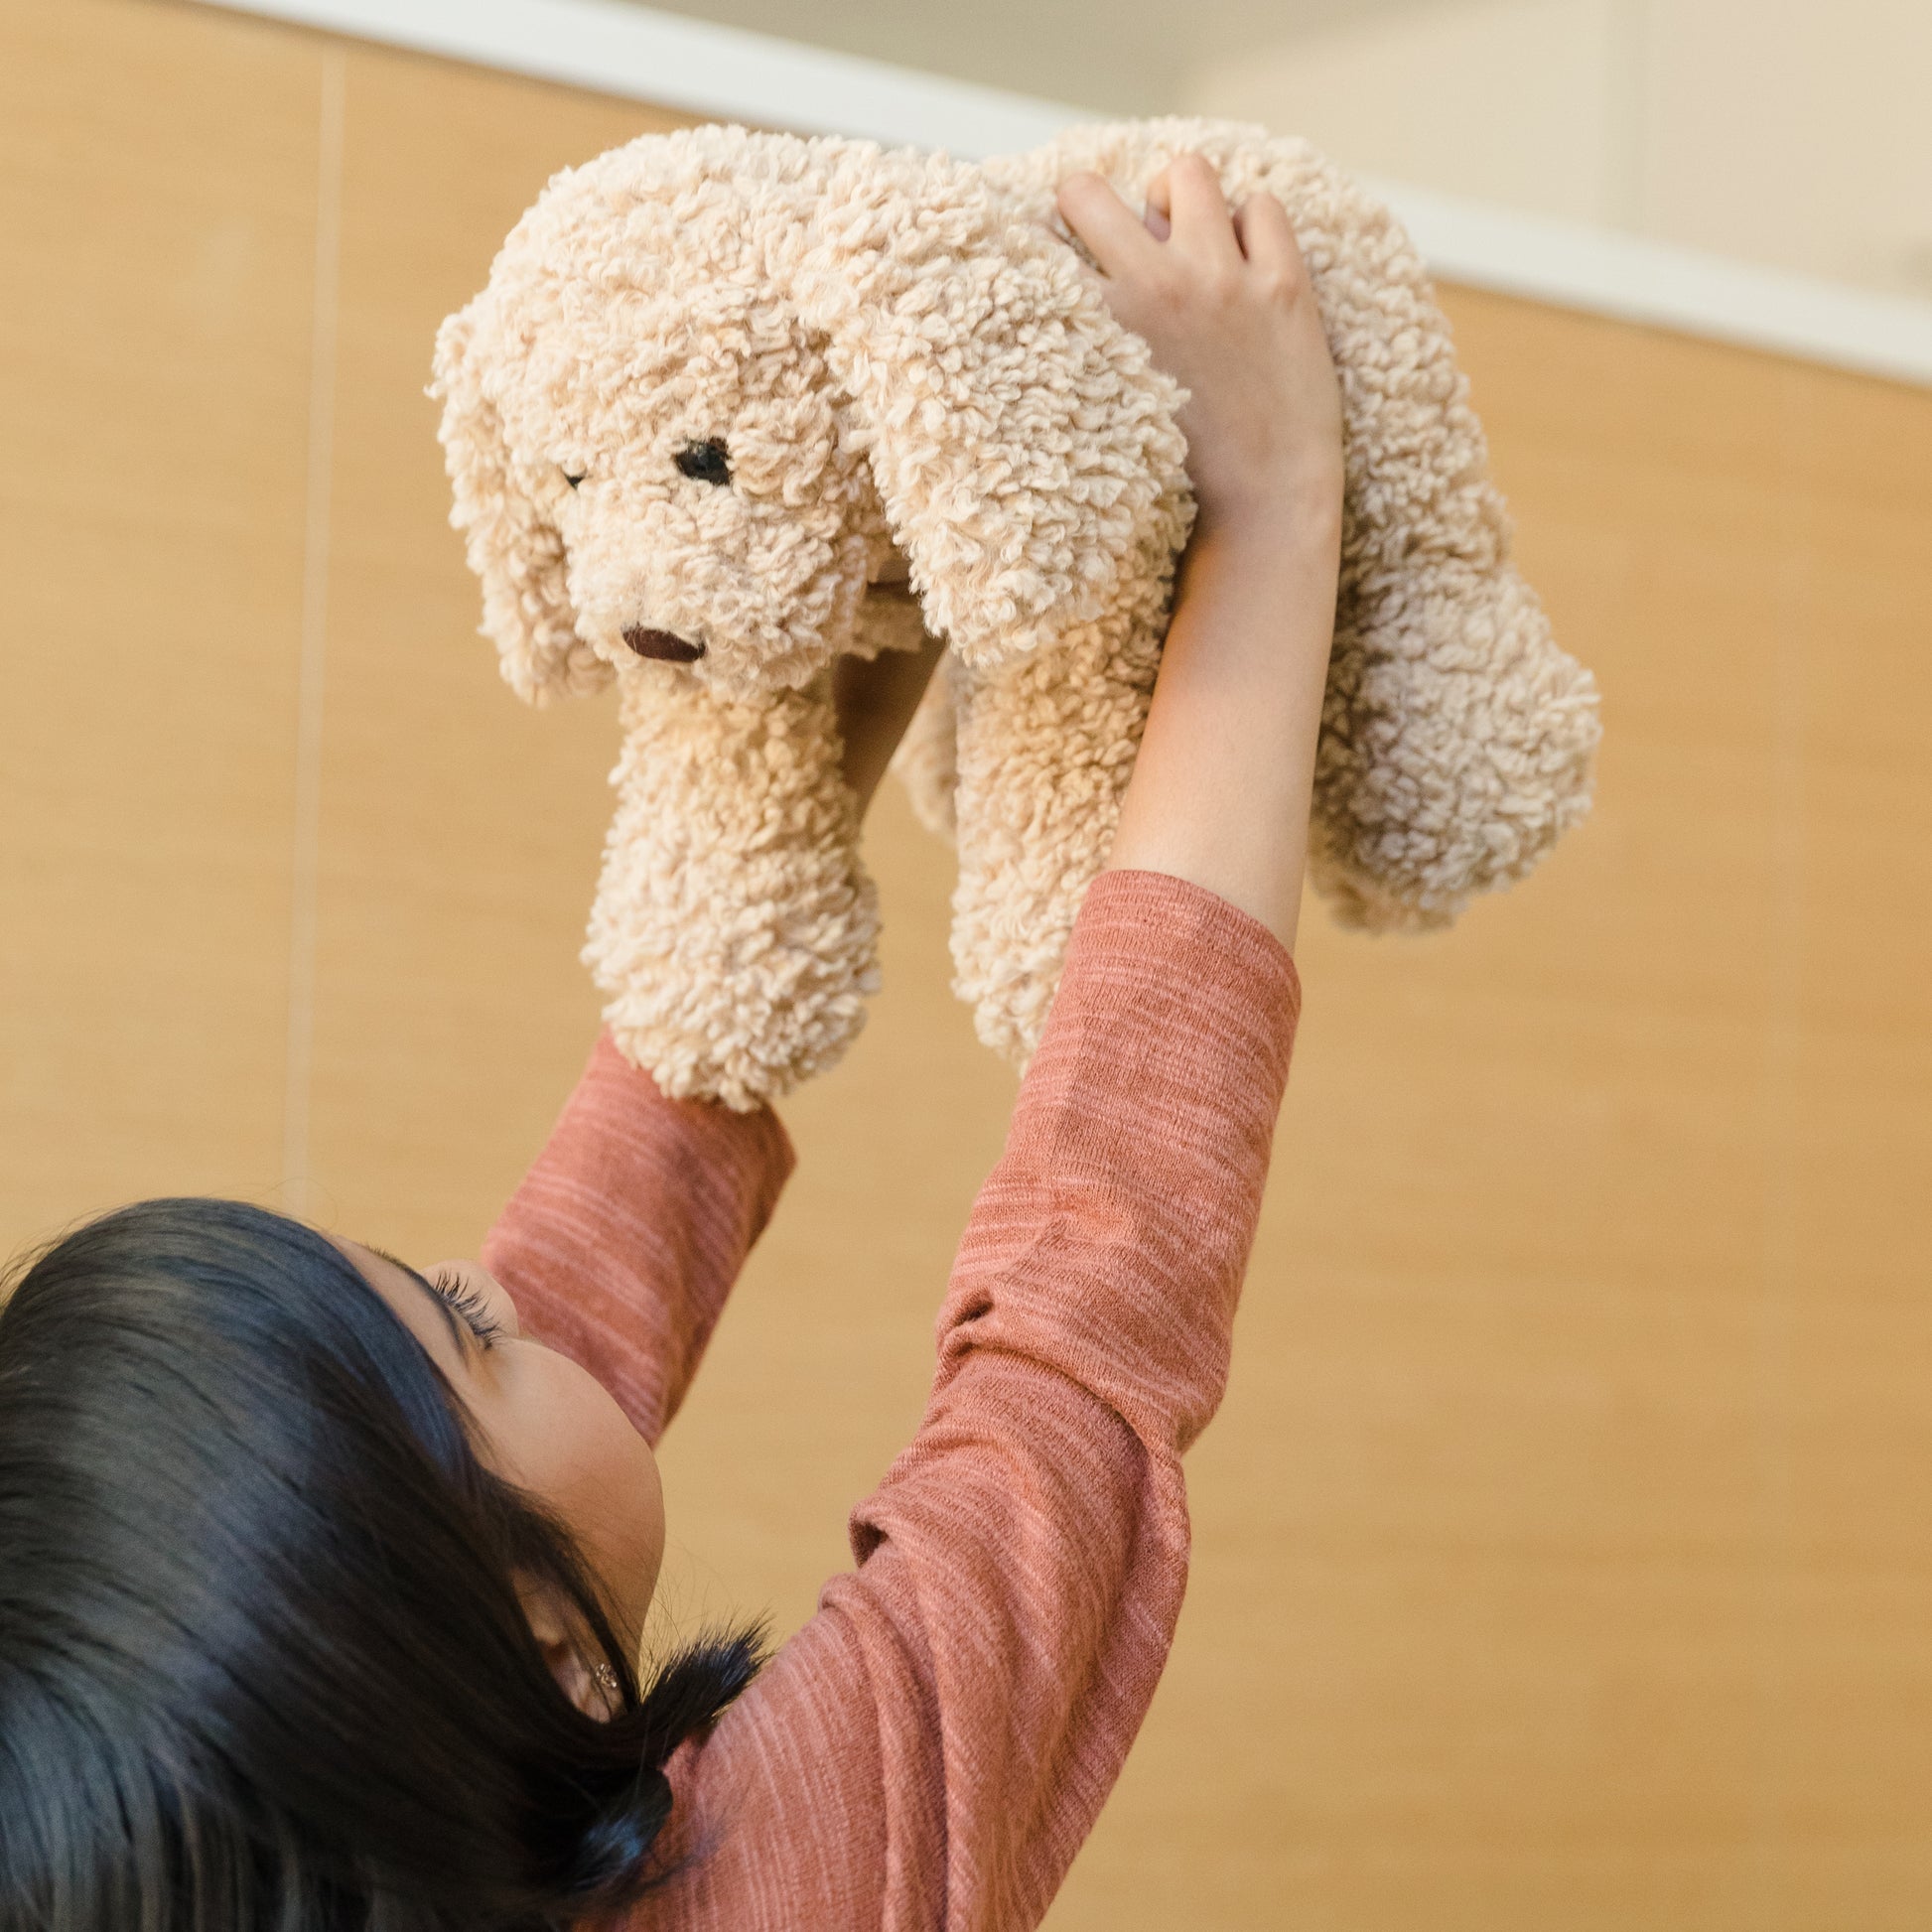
[622,625,706,662]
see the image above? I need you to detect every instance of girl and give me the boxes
[0,154,1343,1931]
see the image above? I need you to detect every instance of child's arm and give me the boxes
[479,1041,794,1449]
[640,160,1343,1928]
[1081,153,1345,950]
[642,869,1299,1928]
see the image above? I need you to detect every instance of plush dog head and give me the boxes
[432,124,1191,705]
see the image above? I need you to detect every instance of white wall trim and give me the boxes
[188,0,1932,389]
[1373,180,1932,393]
[189,0,1076,153]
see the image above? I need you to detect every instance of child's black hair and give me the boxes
[0,1196,763,1930]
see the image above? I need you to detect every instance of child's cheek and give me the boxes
[498,1345,665,1633]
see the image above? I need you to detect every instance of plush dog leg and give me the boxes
[947,612,1163,1068]
[585,662,876,1109]
[1309,554,1598,929]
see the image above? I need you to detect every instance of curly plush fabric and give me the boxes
[433,117,1599,1106]
[981,118,1602,933]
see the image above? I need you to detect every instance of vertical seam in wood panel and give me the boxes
[282,46,345,1217]
[1748,366,1808,1923]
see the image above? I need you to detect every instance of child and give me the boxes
[0,153,1343,1931]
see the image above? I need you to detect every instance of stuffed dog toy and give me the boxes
[433,116,1600,1108]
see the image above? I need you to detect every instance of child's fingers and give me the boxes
[1055,171,1158,279]
[1231,190,1307,287]
[1142,165,1173,240]
[1164,152,1242,273]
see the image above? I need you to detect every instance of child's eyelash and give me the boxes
[427,1269,505,1349]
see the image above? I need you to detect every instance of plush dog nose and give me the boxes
[622,625,706,663]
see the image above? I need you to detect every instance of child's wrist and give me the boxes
[1169,499,1342,686]
[1192,469,1344,559]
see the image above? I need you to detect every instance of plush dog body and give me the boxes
[434,117,1600,1108]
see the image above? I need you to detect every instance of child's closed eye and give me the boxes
[426,1265,507,1349]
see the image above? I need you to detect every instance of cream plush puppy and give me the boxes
[433,117,1599,1109]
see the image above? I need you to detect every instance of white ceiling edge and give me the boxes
[190,0,1932,390]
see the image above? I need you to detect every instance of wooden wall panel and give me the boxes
[300,49,686,1251]
[0,0,322,1252]
[1060,303,1932,1932]
[3,6,1930,1926]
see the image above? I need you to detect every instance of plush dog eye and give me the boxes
[561,469,586,490]
[673,438,732,486]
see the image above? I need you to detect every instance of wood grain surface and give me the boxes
[2,4,1928,1924]
[0,0,321,1236]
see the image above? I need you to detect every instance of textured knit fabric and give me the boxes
[480,868,1303,1929]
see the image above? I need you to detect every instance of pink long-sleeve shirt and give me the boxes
[481,868,1303,1930]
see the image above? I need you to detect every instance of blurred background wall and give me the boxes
[1186,0,1932,301]
[2,1,1930,1928]
[616,0,1932,300]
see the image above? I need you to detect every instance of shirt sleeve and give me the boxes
[639,868,1303,1931]
[479,1033,795,1448]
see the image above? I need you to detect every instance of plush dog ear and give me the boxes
[788,149,1193,671]
[430,302,613,705]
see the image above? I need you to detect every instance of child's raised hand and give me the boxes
[1054,153,1345,951]
[1055,154,1343,542]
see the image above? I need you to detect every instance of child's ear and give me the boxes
[791,150,1194,671]
[431,301,613,707]
[518,1578,621,1721]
